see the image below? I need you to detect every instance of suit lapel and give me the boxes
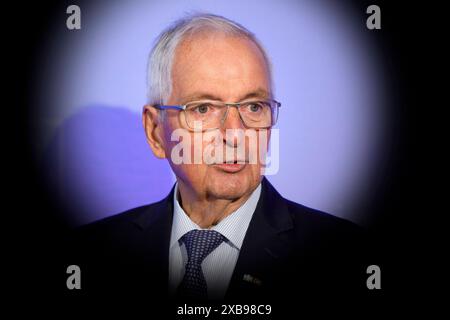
[131,184,176,293]
[225,177,295,299]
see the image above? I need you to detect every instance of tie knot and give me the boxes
[180,229,225,264]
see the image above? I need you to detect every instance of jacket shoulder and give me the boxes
[79,204,145,232]
[285,199,360,228]
[75,197,167,240]
[283,198,365,244]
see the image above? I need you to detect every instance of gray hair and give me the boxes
[146,13,273,105]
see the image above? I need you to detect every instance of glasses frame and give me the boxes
[154,99,281,131]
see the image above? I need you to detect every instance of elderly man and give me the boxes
[76,13,368,303]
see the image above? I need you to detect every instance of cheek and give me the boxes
[178,164,207,181]
[250,162,262,176]
[260,130,272,161]
[161,116,189,160]
[248,131,270,166]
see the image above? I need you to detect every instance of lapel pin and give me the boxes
[243,274,263,286]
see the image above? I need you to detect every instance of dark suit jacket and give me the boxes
[72,177,371,306]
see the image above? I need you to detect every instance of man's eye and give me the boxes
[195,104,210,114]
[248,103,263,112]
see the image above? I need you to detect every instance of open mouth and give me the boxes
[224,160,245,164]
[213,161,247,173]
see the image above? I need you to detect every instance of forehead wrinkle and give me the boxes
[170,33,270,104]
[176,43,254,82]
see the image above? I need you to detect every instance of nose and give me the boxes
[222,106,245,147]
[223,105,245,128]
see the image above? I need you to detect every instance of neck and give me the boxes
[176,183,255,229]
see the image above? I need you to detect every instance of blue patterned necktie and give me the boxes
[177,229,225,300]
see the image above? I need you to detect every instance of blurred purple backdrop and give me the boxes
[35,0,387,226]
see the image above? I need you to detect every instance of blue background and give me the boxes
[35,0,388,226]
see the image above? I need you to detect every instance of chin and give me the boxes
[208,172,256,200]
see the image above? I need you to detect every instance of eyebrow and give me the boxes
[179,88,270,104]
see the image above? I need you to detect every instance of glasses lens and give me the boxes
[240,100,279,128]
[184,101,225,130]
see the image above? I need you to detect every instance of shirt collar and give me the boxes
[170,182,262,250]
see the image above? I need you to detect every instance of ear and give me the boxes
[142,105,166,159]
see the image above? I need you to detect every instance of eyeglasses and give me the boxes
[154,99,281,131]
